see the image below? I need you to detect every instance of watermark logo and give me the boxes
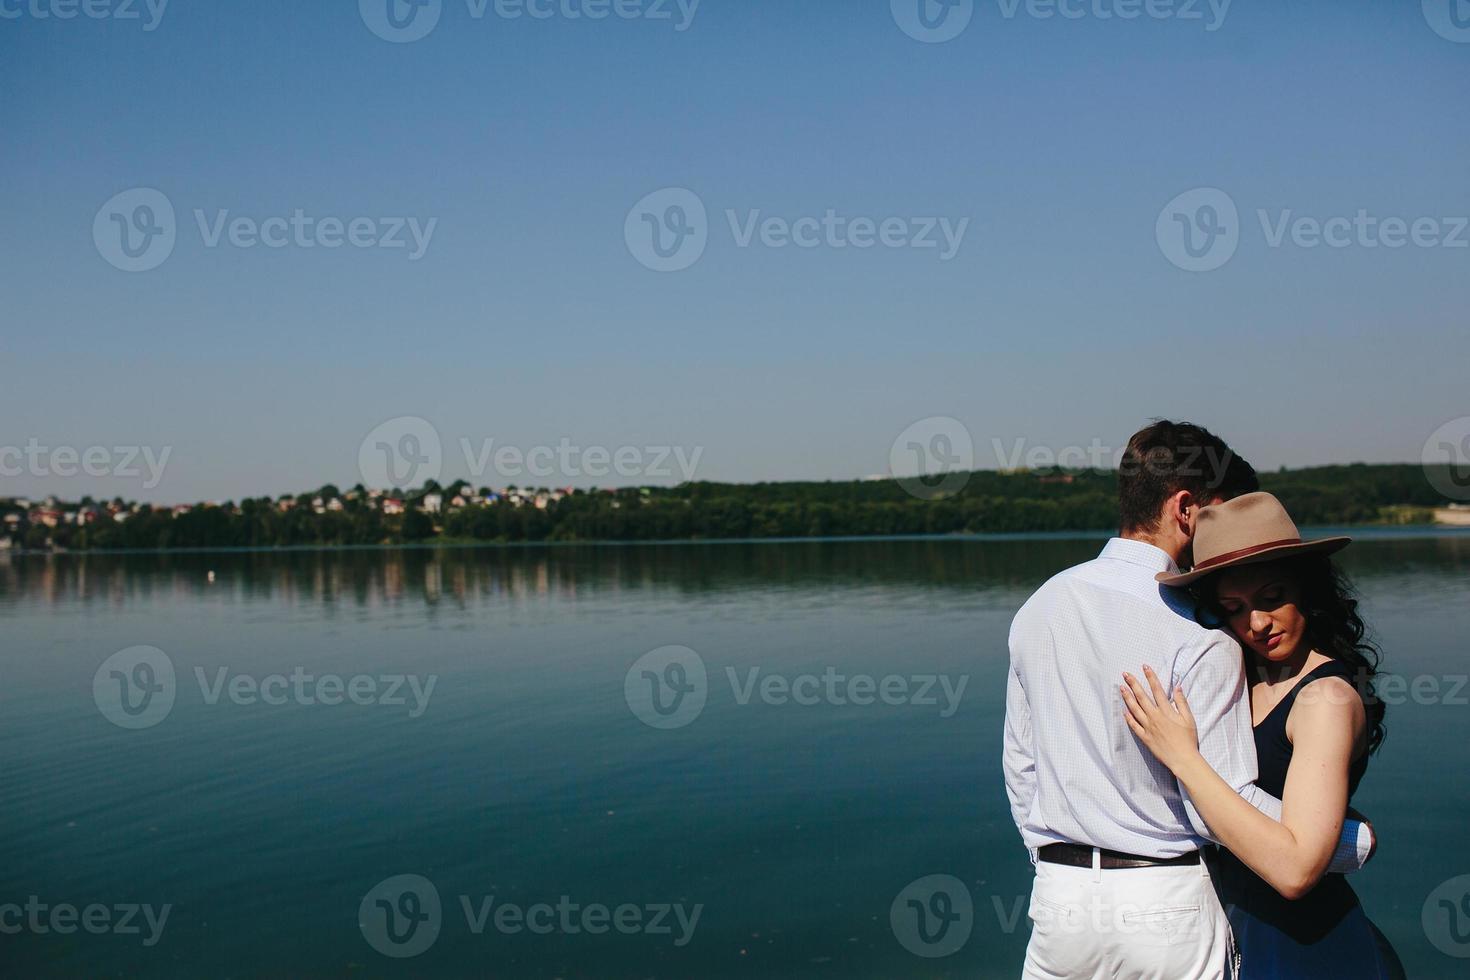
[891,0,974,43]
[728,667,967,716]
[1159,188,1468,271]
[625,187,708,272]
[194,667,436,717]
[360,0,442,42]
[0,898,171,947]
[889,417,974,500]
[93,646,176,730]
[359,416,444,491]
[891,874,973,958]
[1423,874,1470,958]
[0,0,169,30]
[360,874,443,958]
[93,189,437,271]
[997,0,1230,30]
[1422,417,1470,502]
[362,0,698,44]
[625,189,970,271]
[0,440,171,489]
[625,645,707,729]
[1156,187,1239,272]
[93,188,176,273]
[459,437,702,482]
[360,873,701,956]
[1423,0,1470,43]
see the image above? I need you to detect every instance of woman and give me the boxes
[1119,491,1399,978]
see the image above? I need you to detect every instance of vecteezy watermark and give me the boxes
[459,437,702,483]
[358,874,702,958]
[891,875,974,958]
[1282,669,1470,709]
[624,188,970,272]
[93,188,437,272]
[623,647,969,730]
[891,0,1232,42]
[0,898,171,947]
[1424,874,1470,958]
[92,188,176,272]
[1155,187,1239,272]
[889,417,974,500]
[360,417,445,491]
[989,435,1240,486]
[1157,187,1470,272]
[194,667,436,718]
[994,0,1231,29]
[359,0,700,44]
[1423,0,1470,43]
[1423,417,1470,502]
[357,416,705,490]
[0,439,171,490]
[93,646,437,729]
[94,646,177,730]
[360,875,442,959]
[0,0,169,30]
[624,645,708,729]
[891,0,974,43]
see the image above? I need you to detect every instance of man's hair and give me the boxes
[1118,420,1259,534]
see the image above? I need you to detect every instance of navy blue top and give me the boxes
[1216,658,1373,948]
[1251,659,1370,799]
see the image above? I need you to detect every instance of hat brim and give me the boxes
[1156,536,1352,588]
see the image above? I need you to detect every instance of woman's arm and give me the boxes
[1121,665,1362,900]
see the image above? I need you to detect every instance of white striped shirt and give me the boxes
[1004,537,1288,860]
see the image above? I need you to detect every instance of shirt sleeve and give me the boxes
[1175,634,1372,873]
[1174,633,1272,838]
[1003,624,1038,862]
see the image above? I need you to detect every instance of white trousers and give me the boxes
[1021,851,1235,980]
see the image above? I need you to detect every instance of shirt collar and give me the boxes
[1099,537,1181,576]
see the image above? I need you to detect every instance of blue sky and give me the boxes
[2,0,1467,503]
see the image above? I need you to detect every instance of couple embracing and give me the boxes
[1004,421,1402,979]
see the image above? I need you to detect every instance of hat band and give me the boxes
[1192,537,1303,572]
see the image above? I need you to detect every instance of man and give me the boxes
[1003,421,1374,979]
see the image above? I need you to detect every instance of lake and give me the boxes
[3,531,1468,978]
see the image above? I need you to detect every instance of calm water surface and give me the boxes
[3,532,1468,978]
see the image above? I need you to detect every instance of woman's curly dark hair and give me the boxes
[1191,553,1387,756]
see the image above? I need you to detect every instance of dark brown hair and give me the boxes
[1192,554,1387,756]
[1118,420,1259,534]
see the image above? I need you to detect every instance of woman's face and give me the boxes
[1210,562,1310,663]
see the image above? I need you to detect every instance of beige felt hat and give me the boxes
[1156,491,1351,587]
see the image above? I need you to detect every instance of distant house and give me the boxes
[450,494,469,509]
[277,498,296,512]
[383,498,405,516]
[1434,504,1470,527]
[422,493,443,514]
[172,505,193,517]
[326,498,345,512]
[32,509,62,528]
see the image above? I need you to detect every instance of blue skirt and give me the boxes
[1215,855,1403,979]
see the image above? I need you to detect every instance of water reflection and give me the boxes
[2,533,1467,612]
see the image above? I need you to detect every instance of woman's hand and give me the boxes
[1120,665,1202,774]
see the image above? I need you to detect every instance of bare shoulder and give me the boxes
[1287,675,1366,746]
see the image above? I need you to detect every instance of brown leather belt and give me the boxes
[1039,843,1202,869]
